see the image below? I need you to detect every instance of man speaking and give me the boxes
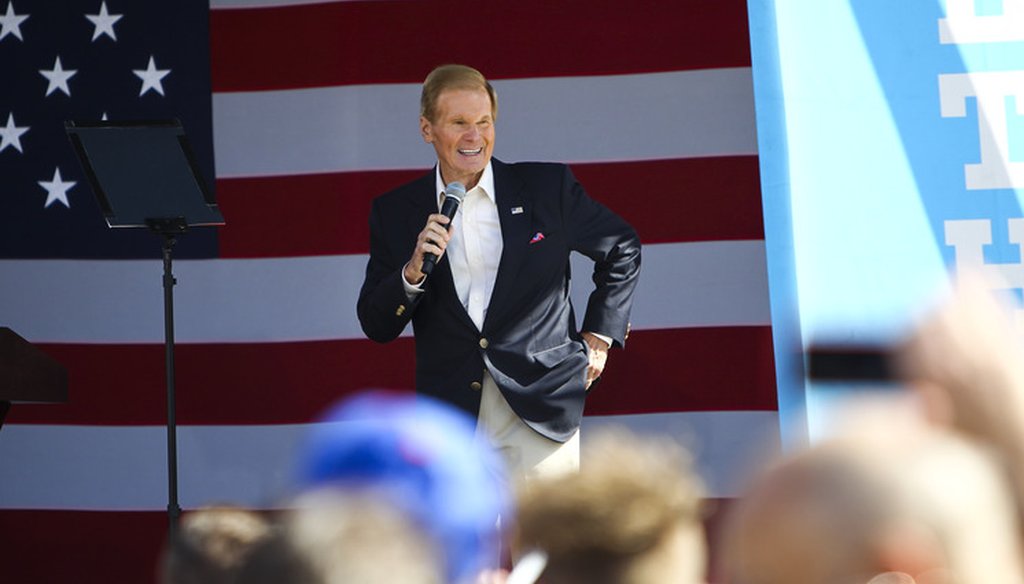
[357,64,641,479]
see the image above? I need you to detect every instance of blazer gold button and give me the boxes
[395,305,406,316]
[479,338,488,349]
[470,381,482,391]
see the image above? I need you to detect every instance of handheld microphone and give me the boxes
[421,181,466,275]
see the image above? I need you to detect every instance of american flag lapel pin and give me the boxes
[511,206,524,215]
[529,232,545,244]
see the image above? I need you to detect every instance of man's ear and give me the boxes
[420,117,433,144]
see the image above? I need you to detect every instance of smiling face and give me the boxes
[420,88,495,190]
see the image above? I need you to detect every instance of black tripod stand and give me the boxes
[67,121,225,537]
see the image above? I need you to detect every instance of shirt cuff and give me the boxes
[588,332,613,349]
[401,262,425,300]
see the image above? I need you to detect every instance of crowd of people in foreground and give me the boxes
[158,275,1024,584]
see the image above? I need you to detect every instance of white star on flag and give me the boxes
[0,1,28,42]
[39,167,76,209]
[0,112,28,153]
[85,1,122,42]
[133,55,170,96]
[39,56,77,97]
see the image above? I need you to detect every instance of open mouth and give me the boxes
[458,148,483,156]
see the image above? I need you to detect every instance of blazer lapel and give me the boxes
[432,251,479,331]
[406,171,439,235]
[484,160,531,332]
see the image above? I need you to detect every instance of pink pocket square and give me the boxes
[529,232,545,244]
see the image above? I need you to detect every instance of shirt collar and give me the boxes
[434,161,496,210]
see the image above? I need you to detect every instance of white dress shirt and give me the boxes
[438,164,502,331]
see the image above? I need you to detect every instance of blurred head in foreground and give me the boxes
[721,407,1024,584]
[160,505,271,584]
[236,490,443,584]
[897,272,1024,451]
[294,390,510,584]
[513,428,706,584]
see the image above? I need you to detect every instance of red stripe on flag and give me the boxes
[9,327,775,426]
[216,157,763,258]
[585,326,778,416]
[210,1,752,92]
[573,157,765,246]
[0,500,734,582]
[216,169,421,258]
[9,339,417,426]
[0,510,168,583]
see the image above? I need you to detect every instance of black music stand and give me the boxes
[66,120,225,537]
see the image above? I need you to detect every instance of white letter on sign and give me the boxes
[946,218,1024,325]
[939,71,1024,190]
[940,0,1024,44]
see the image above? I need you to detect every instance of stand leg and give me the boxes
[0,400,10,430]
[162,235,182,536]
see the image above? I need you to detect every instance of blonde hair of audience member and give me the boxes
[513,428,705,584]
[236,489,443,584]
[160,505,272,584]
[420,64,497,123]
[720,409,1024,584]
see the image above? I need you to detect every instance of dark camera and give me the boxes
[806,344,898,383]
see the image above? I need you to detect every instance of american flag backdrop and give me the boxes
[0,1,779,580]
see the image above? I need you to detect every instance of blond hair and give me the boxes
[161,506,271,584]
[420,64,497,122]
[514,428,705,584]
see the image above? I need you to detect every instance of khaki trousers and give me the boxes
[474,372,580,482]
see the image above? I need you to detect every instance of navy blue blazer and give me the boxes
[357,159,641,441]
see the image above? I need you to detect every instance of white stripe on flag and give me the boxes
[212,69,758,178]
[0,411,779,509]
[583,411,782,497]
[0,241,770,344]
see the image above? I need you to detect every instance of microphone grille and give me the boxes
[444,181,467,201]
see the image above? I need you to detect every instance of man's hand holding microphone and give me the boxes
[405,181,466,285]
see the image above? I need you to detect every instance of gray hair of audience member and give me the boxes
[160,505,272,584]
[720,411,1024,584]
[235,489,443,584]
[513,428,706,584]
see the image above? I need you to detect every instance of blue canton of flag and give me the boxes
[0,0,216,259]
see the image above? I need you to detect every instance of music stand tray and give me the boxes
[66,119,224,230]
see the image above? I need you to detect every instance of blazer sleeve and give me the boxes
[357,197,422,343]
[561,165,642,347]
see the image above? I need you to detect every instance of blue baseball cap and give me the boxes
[296,390,510,583]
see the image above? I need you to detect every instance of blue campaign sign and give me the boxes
[749,0,1024,440]
[852,0,1024,275]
